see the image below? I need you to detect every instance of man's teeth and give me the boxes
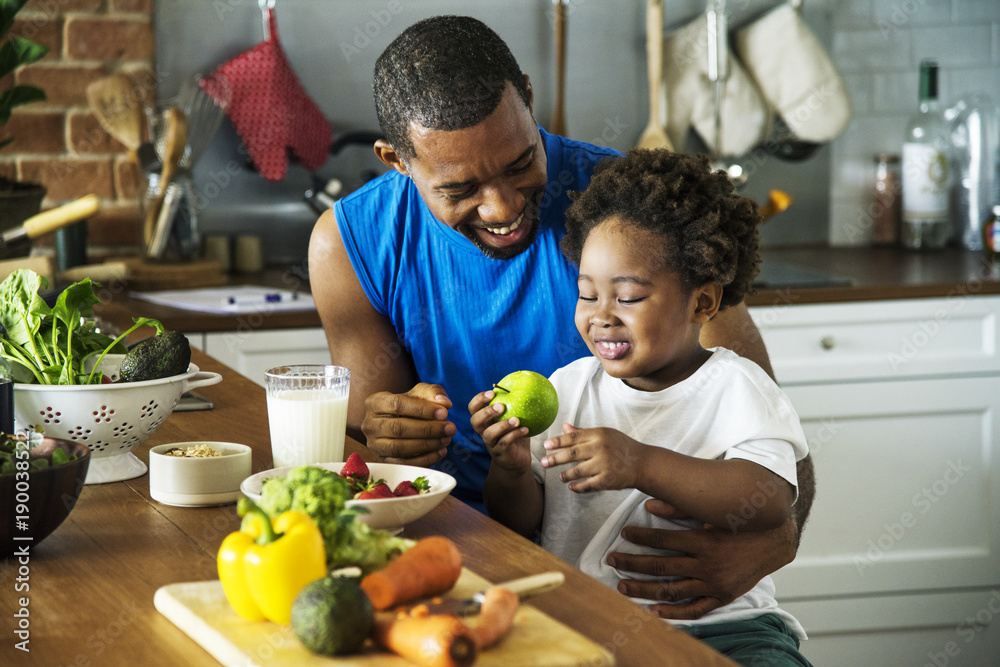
[486,215,522,236]
[598,341,626,352]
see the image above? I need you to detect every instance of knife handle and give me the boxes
[21,195,100,240]
[487,571,565,600]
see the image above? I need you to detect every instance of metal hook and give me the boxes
[258,0,276,38]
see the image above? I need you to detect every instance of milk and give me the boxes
[267,389,349,467]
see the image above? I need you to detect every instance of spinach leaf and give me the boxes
[0,269,164,385]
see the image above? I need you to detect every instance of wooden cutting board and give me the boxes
[154,569,614,666]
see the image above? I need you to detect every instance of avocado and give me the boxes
[117,331,191,382]
[291,576,374,656]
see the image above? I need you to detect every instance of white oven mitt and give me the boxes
[662,16,770,156]
[736,3,851,143]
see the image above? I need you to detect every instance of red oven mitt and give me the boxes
[203,7,331,181]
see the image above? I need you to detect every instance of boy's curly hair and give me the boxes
[561,149,760,310]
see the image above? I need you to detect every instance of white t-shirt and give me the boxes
[529,347,809,638]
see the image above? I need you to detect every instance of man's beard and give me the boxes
[466,219,541,260]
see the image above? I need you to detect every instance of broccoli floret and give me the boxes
[257,466,408,573]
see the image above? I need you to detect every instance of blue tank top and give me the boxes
[335,129,620,509]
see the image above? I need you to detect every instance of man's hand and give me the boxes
[609,499,797,620]
[361,382,456,467]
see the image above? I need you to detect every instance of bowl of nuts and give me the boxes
[148,442,252,507]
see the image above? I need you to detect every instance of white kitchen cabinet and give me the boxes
[201,328,331,387]
[750,296,1000,666]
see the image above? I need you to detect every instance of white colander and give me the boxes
[13,355,222,484]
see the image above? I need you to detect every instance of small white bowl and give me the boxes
[240,462,456,531]
[149,442,252,507]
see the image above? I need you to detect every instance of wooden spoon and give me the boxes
[143,106,187,245]
[549,0,568,137]
[86,74,145,165]
[635,0,674,150]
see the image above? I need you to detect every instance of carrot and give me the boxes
[373,611,478,667]
[470,587,520,650]
[361,536,463,610]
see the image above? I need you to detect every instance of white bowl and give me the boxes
[240,462,456,531]
[14,354,222,485]
[149,442,252,507]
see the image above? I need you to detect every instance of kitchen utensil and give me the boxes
[177,71,231,170]
[409,572,565,616]
[736,0,851,160]
[201,0,331,182]
[662,11,768,160]
[86,73,145,165]
[144,105,187,250]
[636,0,673,150]
[14,354,222,484]
[303,130,385,214]
[550,0,568,137]
[0,194,99,252]
[241,462,457,532]
[704,0,749,185]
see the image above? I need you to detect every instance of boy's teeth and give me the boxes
[598,341,625,350]
[487,215,522,235]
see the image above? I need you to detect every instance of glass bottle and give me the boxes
[901,60,953,250]
[872,153,901,245]
[1,356,13,435]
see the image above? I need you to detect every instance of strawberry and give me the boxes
[393,476,431,497]
[340,452,370,481]
[356,482,394,500]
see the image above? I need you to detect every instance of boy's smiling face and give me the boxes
[574,217,719,392]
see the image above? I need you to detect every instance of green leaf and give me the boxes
[0,1,31,39]
[0,85,46,123]
[0,38,47,84]
[0,268,50,348]
[52,278,99,329]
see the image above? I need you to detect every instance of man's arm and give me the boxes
[307,210,464,468]
[700,302,814,532]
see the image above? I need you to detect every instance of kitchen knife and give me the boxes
[1,195,100,250]
[411,571,565,617]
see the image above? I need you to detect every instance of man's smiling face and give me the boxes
[391,82,549,260]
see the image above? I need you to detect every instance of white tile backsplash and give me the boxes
[827,0,1000,246]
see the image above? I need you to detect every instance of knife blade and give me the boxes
[411,571,565,617]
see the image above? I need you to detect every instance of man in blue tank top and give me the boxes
[309,14,815,627]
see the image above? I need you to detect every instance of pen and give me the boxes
[223,292,299,306]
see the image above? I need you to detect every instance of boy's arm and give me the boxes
[635,446,795,531]
[483,464,544,539]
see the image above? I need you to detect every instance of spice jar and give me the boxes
[872,153,901,245]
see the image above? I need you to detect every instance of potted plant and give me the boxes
[0,0,49,258]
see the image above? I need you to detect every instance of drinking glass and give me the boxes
[265,365,350,468]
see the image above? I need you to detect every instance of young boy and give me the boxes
[469,149,812,665]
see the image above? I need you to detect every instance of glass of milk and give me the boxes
[264,365,350,468]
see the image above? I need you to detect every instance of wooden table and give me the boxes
[0,350,733,666]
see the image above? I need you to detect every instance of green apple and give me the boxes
[488,370,559,437]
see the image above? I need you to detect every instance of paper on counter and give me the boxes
[130,286,315,314]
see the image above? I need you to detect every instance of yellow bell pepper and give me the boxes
[218,498,327,624]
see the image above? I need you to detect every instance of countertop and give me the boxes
[0,349,734,666]
[92,247,1000,333]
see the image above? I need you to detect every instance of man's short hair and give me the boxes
[373,15,532,162]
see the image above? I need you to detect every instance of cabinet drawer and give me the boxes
[749,296,1000,383]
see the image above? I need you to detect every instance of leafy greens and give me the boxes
[0,268,163,385]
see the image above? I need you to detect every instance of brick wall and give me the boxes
[1,0,155,252]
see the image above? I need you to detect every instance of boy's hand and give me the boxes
[541,424,643,492]
[468,389,532,474]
